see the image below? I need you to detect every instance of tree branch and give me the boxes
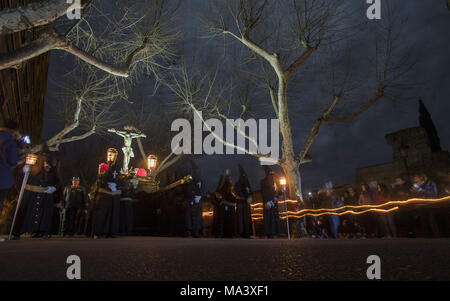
[30,97,96,153]
[296,94,342,163]
[324,89,385,124]
[0,26,151,77]
[0,0,87,36]
[284,46,318,79]
[0,30,60,70]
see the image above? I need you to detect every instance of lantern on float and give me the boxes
[147,155,157,171]
[25,153,38,166]
[279,177,287,187]
[107,148,118,164]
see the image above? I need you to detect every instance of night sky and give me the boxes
[42,0,450,193]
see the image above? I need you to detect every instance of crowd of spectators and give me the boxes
[296,174,449,239]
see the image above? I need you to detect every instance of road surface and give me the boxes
[0,237,448,281]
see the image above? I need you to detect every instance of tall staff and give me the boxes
[280,177,290,240]
[9,154,38,240]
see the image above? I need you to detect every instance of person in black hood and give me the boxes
[92,149,122,239]
[18,150,60,239]
[260,166,281,239]
[235,164,253,238]
[212,175,224,238]
[218,170,237,238]
[185,177,204,238]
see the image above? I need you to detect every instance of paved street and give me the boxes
[0,237,448,281]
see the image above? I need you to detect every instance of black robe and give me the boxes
[235,176,252,238]
[92,165,122,237]
[220,180,237,238]
[260,175,280,237]
[62,185,88,235]
[20,169,59,235]
[119,181,135,236]
[185,179,203,237]
[211,192,224,238]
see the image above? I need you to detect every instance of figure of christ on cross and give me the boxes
[108,127,147,174]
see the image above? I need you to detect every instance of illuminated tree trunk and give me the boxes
[0,0,51,144]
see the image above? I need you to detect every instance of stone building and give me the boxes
[356,101,450,187]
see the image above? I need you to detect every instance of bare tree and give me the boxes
[31,64,124,153]
[0,0,180,155]
[169,0,414,200]
[0,0,180,79]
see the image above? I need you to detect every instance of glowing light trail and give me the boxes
[203,196,450,218]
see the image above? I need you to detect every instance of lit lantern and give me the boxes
[25,154,38,166]
[147,155,157,171]
[280,177,287,187]
[107,148,118,163]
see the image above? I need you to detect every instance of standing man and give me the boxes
[62,177,88,236]
[325,186,342,239]
[92,149,122,239]
[19,151,59,239]
[185,178,204,238]
[411,174,439,237]
[260,166,280,239]
[0,121,21,242]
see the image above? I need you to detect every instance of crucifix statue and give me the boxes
[108,127,147,173]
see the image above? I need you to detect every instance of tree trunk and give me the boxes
[276,74,303,201]
[281,161,303,202]
[0,0,51,144]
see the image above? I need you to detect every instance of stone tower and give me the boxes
[419,99,442,152]
[356,100,450,185]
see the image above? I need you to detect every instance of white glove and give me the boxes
[194,195,202,204]
[224,206,229,211]
[45,186,57,194]
[247,196,253,204]
[23,165,31,173]
[108,182,117,192]
[130,179,139,189]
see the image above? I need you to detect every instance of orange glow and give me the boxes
[147,155,157,170]
[202,196,450,219]
[280,178,287,186]
[107,148,118,163]
[25,154,38,166]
